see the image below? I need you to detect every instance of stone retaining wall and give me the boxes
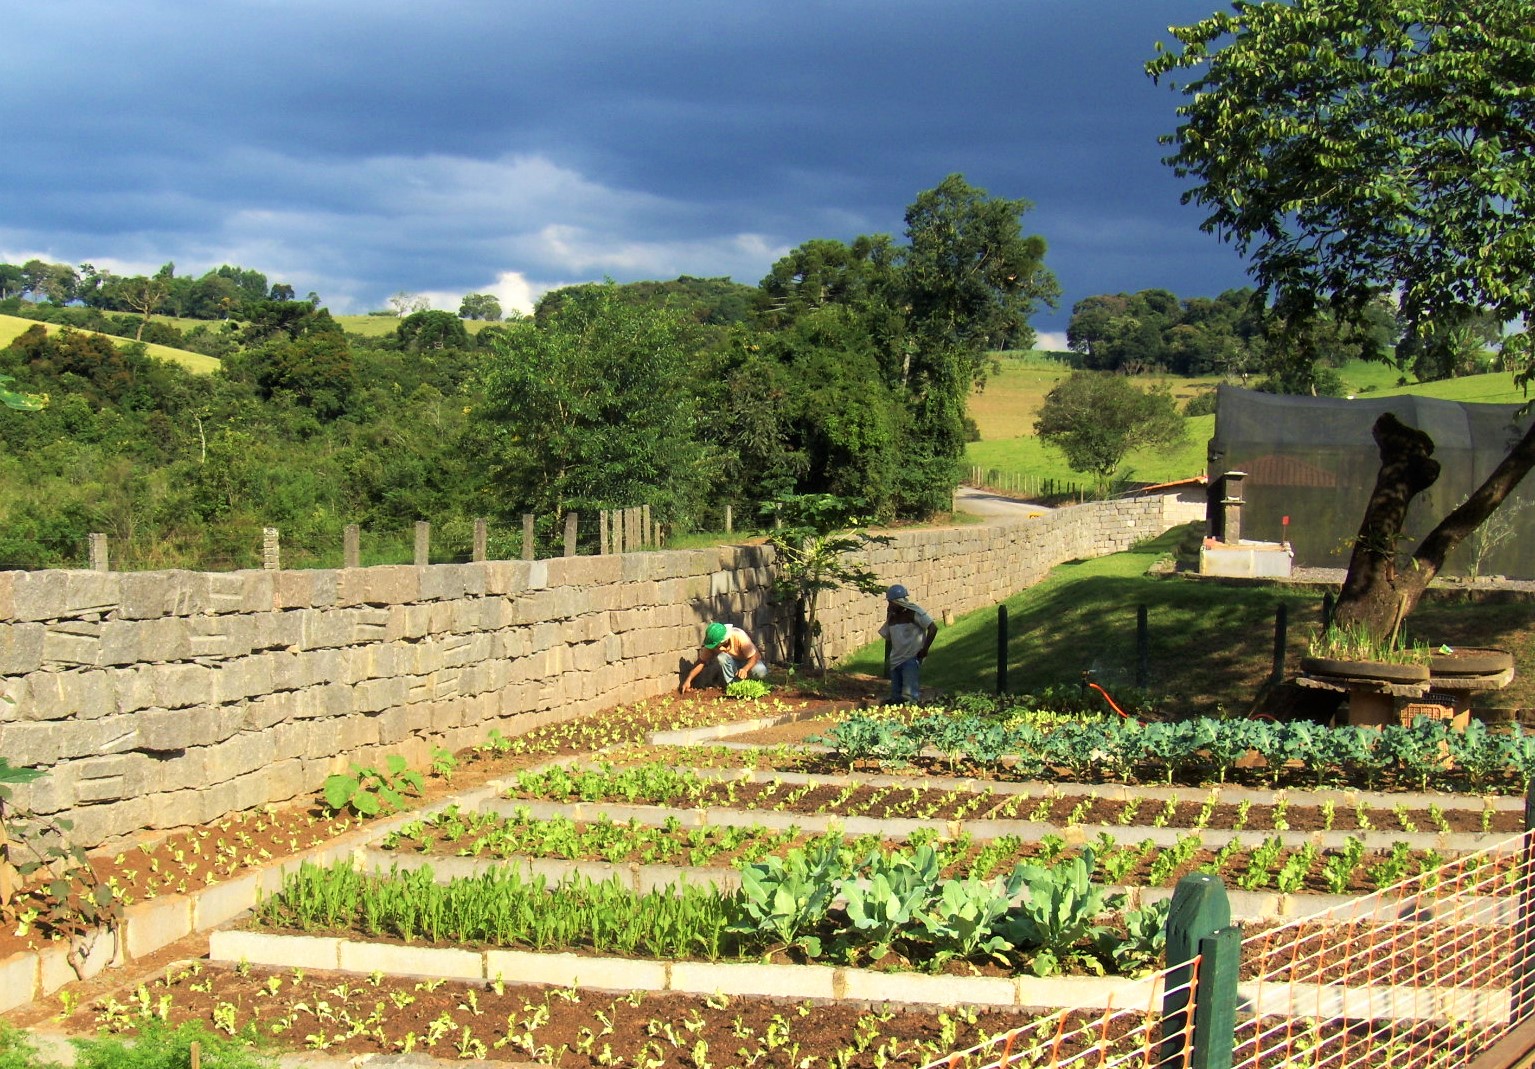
[0,495,1196,847]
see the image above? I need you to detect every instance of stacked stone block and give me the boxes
[0,496,1182,847]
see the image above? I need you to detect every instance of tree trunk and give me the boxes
[1333,413,1535,639]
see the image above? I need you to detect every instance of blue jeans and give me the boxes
[887,657,921,704]
[718,653,769,686]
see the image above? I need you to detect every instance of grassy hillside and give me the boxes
[965,354,1531,490]
[837,525,1535,716]
[0,314,220,374]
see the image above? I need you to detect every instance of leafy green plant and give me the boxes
[996,849,1118,977]
[1100,898,1170,977]
[1307,623,1428,665]
[0,756,123,974]
[724,679,771,700]
[321,756,425,817]
[70,1018,276,1068]
[726,839,844,959]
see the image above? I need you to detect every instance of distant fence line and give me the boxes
[968,466,1083,502]
[84,506,668,574]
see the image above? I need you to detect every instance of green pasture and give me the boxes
[965,354,1532,491]
[837,525,1535,718]
[0,313,220,374]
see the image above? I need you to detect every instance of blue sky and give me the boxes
[2,0,1253,346]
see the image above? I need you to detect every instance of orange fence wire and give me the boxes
[920,831,1535,1069]
[1232,831,1532,1069]
[918,960,1200,1069]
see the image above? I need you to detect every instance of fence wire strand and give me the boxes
[921,831,1535,1069]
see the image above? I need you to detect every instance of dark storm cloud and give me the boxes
[0,0,1252,332]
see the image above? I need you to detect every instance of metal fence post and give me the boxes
[1271,602,1288,685]
[1161,873,1233,1069]
[997,605,1009,695]
[1136,604,1149,689]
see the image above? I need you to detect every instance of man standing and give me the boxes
[682,621,769,693]
[880,584,937,705]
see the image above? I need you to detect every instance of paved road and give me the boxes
[953,485,1051,519]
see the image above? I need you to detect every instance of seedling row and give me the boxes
[377,806,1510,898]
[503,761,1522,835]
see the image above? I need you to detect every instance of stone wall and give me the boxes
[0,495,1196,847]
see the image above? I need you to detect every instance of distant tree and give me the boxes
[269,283,296,302]
[388,291,430,317]
[0,264,24,300]
[1033,371,1187,493]
[397,310,470,351]
[1396,310,1503,382]
[1148,0,1535,640]
[458,293,503,321]
[20,260,78,304]
[115,266,175,341]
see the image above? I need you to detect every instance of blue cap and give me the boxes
[886,584,908,601]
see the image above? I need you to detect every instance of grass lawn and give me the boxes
[0,313,220,374]
[838,525,1535,718]
[965,355,1532,491]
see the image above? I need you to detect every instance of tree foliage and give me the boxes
[474,284,710,541]
[1033,372,1187,492]
[1149,0,1535,637]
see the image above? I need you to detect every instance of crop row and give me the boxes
[808,711,1535,791]
[380,806,1490,897]
[256,840,1172,978]
[505,762,1519,834]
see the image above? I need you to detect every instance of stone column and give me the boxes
[344,525,360,568]
[89,533,109,572]
[414,521,430,566]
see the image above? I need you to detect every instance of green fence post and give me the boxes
[1191,926,1242,1069]
[997,605,1009,695]
[1161,873,1232,1069]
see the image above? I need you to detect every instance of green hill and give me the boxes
[964,354,1530,490]
[0,313,220,374]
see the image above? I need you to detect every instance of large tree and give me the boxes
[1148,0,1535,639]
[474,284,711,539]
[1033,372,1187,493]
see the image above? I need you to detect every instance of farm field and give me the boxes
[0,313,219,374]
[9,679,1528,1067]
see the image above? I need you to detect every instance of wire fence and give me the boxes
[920,829,1535,1069]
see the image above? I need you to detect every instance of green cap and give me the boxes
[704,622,728,648]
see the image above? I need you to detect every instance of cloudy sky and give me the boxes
[3,0,1254,346]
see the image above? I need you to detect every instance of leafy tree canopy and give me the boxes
[1033,371,1187,492]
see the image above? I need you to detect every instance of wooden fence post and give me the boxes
[89,533,109,572]
[343,524,360,568]
[1161,873,1232,1069]
[414,521,430,567]
[563,512,578,556]
[473,518,487,562]
[522,514,535,561]
[1189,926,1242,1069]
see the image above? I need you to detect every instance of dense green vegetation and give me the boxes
[0,176,1062,570]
